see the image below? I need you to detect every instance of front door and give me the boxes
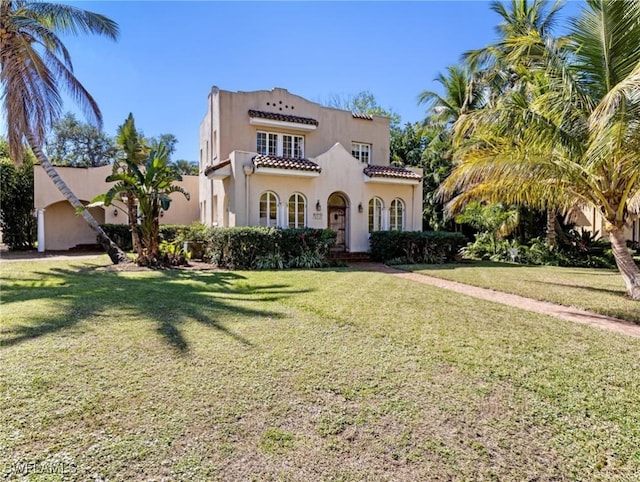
[328,193,348,252]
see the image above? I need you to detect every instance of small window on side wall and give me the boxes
[352,142,371,164]
[288,193,306,228]
[259,191,278,227]
[390,198,405,230]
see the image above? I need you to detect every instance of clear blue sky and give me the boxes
[34,1,584,162]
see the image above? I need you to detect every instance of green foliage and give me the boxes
[97,130,190,266]
[158,240,190,267]
[206,227,336,270]
[99,224,138,251]
[322,90,401,128]
[369,231,467,264]
[100,223,207,254]
[0,155,36,249]
[45,112,117,167]
[170,159,198,175]
[461,233,617,269]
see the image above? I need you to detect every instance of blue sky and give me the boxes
[29,1,584,162]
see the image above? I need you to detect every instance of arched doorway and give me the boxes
[327,193,349,252]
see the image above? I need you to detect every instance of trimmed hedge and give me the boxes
[206,227,336,269]
[370,230,467,264]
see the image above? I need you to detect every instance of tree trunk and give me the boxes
[27,133,131,265]
[609,227,640,300]
[546,207,557,249]
[126,194,143,260]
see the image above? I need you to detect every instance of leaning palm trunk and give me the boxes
[608,227,640,300]
[27,133,130,264]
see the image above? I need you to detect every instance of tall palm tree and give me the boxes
[442,0,640,299]
[465,0,566,247]
[0,0,128,263]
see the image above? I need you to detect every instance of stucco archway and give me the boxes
[42,200,105,251]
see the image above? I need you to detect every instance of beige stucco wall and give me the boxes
[572,205,638,242]
[213,144,422,253]
[35,165,200,250]
[200,86,391,171]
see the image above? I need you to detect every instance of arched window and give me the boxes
[390,198,405,230]
[259,191,278,227]
[288,193,306,228]
[368,197,383,232]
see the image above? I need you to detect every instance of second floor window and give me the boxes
[257,131,304,158]
[352,142,371,164]
[257,132,278,156]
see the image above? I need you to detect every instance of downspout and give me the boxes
[411,184,416,230]
[243,163,254,225]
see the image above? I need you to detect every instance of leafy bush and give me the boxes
[100,223,138,251]
[158,240,190,266]
[460,233,617,268]
[0,158,36,249]
[369,231,467,264]
[205,227,336,270]
[101,222,208,255]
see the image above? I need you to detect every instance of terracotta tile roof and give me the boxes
[352,112,373,120]
[248,109,319,126]
[363,165,422,180]
[253,155,321,172]
[204,159,230,176]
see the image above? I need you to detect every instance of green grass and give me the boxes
[398,261,640,324]
[1,256,640,481]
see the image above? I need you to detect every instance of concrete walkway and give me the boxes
[352,262,640,339]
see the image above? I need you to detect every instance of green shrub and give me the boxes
[460,234,617,268]
[158,239,190,266]
[205,227,336,270]
[100,223,138,251]
[0,158,36,249]
[369,231,467,264]
[101,222,209,254]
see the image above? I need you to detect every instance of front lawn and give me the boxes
[399,261,640,324]
[1,256,639,480]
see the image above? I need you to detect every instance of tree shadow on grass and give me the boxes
[1,264,313,353]
[529,280,626,297]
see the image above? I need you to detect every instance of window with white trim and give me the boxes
[352,142,371,164]
[369,197,383,232]
[288,193,306,228]
[259,191,279,227]
[257,131,304,158]
[390,198,405,230]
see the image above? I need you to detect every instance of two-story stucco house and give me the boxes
[199,87,423,253]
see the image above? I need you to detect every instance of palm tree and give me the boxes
[170,159,198,175]
[418,65,483,126]
[99,143,190,266]
[417,65,485,230]
[115,114,148,260]
[0,0,128,263]
[465,0,566,247]
[442,0,640,299]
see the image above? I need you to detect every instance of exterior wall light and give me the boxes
[358,202,363,213]
[316,201,321,212]
[113,209,118,217]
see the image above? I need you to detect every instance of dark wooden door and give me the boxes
[328,207,346,251]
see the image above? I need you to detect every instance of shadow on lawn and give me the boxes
[530,279,626,297]
[1,264,312,352]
